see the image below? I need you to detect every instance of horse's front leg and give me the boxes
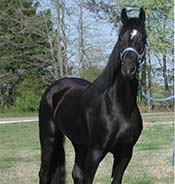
[111,148,133,184]
[83,149,104,184]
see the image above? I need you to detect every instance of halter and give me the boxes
[120,46,146,71]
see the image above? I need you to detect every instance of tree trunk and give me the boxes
[147,52,152,112]
[78,0,85,74]
[61,0,68,76]
[162,54,170,95]
[139,59,146,103]
[55,0,64,78]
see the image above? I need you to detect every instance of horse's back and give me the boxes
[40,77,90,111]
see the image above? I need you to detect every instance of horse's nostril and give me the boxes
[127,66,136,76]
[131,66,136,75]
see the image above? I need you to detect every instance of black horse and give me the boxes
[39,8,147,184]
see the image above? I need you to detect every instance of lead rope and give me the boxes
[138,60,175,102]
[139,87,175,102]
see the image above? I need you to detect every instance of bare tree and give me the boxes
[42,11,59,80]
[60,0,68,75]
[77,0,86,72]
[54,0,64,78]
[41,0,69,78]
[162,55,170,95]
[146,51,152,112]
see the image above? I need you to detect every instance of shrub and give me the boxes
[80,67,101,82]
[14,75,44,112]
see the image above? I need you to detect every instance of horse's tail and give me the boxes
[51,131,66,184]
[39,88,66,184]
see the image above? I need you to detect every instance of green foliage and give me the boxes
[0,0,52,109]
[80,67,101,82]
[14,75,44,112]
[151,85,173,98]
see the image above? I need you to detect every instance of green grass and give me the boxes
[136,124,173,151]
[0,113,174,183]
[0,123,40,177]
[0,108,38,118]
[141,112,174,122]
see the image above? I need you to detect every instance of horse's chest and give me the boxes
[90,112,140,150]
[109,118,142,151]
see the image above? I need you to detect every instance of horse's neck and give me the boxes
[109,72,138,113]
[83,43,120,103]
[82,42,138,108]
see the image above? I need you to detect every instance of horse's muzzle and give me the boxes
[121,63,137,79]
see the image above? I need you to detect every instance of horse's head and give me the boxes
[119,8,147,79]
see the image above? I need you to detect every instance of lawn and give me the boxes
[0,113,174,184]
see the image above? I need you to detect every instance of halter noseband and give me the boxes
[120,46,146,72]
[120,46,146,62]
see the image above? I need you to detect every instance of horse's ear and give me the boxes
[139,8,145,23]
[121,8,128,24]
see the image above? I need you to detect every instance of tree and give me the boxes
[80,66,101,82]
[53,0,64,78]
[77,0,86,71]
[0,0,52,108]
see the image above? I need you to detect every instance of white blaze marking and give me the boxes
[131,29,137,39]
